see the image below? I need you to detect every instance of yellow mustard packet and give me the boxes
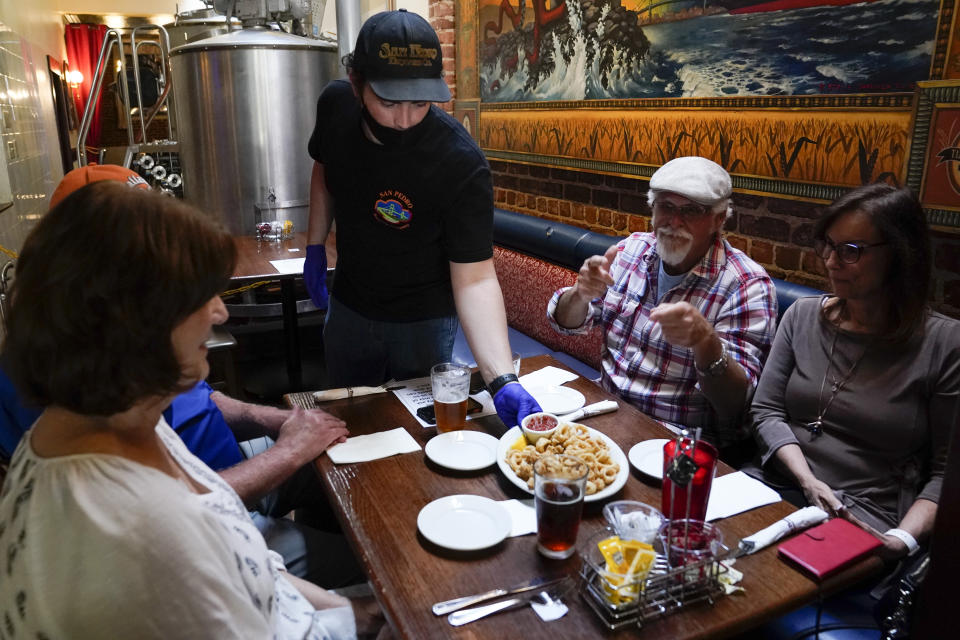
[597,536,657,606]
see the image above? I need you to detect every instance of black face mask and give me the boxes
[359,105,426,147]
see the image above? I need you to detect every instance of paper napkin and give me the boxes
[738,506,829,555]
[326,427,421,464]
[269,257,305,274]
[705,471,782,522]
[497,498,537,537]
[519,366,579,389]
[530,594,569,622]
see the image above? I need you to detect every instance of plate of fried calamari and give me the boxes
[496,422,628,503]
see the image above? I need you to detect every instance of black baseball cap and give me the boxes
[352,9,451,103]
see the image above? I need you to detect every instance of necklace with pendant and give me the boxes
[805,326,869,438]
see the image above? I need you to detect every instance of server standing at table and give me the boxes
[303,9,539,427]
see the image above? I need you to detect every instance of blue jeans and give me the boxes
[323,295,459,387]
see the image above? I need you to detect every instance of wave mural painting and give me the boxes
[478,0,941,101]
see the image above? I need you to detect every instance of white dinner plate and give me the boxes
[528,385,586,415]
[416,495,512,551]
[628,439,670,480]
[495,425,629,502]
[424,431,499,471]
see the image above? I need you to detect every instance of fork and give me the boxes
[447,579,572,626]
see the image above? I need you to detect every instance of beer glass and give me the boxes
[534,454,589,559]
[430,362,471,433]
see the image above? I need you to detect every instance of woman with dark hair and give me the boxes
[0,182,375,638]
[750,183,960,559]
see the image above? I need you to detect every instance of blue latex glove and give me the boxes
[493,383,542,428]
[303,244,329,310]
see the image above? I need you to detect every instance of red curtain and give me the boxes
[65,24,108,149]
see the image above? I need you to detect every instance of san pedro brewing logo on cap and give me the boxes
[354,9,451,103]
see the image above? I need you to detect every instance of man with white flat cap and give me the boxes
[548,156,777,450]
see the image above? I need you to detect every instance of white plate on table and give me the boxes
[528,385,586,415]
[424,431,499,471]
[628,439,669,480]
[495,425,629,503]
[416,495,512,551]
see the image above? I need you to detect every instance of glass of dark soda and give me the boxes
[534,454,589,559]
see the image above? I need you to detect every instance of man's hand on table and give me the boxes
[274,407,348,465]
[493,383,542,428]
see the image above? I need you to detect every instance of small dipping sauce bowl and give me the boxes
[602,500,664,545]
[521,412,560,444]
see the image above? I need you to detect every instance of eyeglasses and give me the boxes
[814,237,888,264]
[652,199,710,220]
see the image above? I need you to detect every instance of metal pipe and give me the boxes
[132,25,174,140]
[335,0,362,69]
[116,41,135,151]
[78,29,122,167]
[130,29,149,145]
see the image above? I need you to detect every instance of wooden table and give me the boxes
[230,232,337,391]
[296,355,880,638]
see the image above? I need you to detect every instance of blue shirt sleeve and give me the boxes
[163,381,244,470]
[0,367,42,460]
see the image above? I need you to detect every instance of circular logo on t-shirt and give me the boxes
[374,194,412,228]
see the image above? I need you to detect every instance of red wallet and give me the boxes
[777,517,882,580]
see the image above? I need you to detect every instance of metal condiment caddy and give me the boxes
[577,527,729,630]
[579,429,728,630]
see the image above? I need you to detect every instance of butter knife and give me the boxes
[313,384,404,402]
[431,576,566,616]
[559,400,618,423]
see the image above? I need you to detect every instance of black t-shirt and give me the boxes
[307,80,494,321]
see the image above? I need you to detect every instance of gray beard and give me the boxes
[656,230,692,268]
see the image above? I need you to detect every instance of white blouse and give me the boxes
[0,418,355,639]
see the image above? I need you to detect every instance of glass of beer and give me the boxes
[534,453,589,559]
[430,362,472,433]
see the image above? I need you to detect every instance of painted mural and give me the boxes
[479,108,911,186]
[478,0,941,101]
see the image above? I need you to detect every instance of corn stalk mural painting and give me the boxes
[456,0,957,205]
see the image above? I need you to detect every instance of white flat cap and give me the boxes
[649,156,732,206]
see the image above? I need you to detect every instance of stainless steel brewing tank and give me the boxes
[164,13,241,47]
[170,28,339,234]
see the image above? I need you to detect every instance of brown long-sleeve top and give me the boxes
[751,296,960,530]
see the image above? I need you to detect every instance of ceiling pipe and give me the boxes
[334,0,361,72]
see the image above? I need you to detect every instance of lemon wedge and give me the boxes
[508,435,528,451]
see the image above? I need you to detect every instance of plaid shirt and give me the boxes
[547,232,777,444]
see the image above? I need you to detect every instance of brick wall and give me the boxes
[490,160,960,318]
[430,0,456,109]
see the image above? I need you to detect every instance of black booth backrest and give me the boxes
[491,208,823,321]
[493,209,619,271]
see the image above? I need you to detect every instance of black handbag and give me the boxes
[875,552,930,639]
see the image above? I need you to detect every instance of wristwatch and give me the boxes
[695,341,729,377]
[487,373,519,396]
